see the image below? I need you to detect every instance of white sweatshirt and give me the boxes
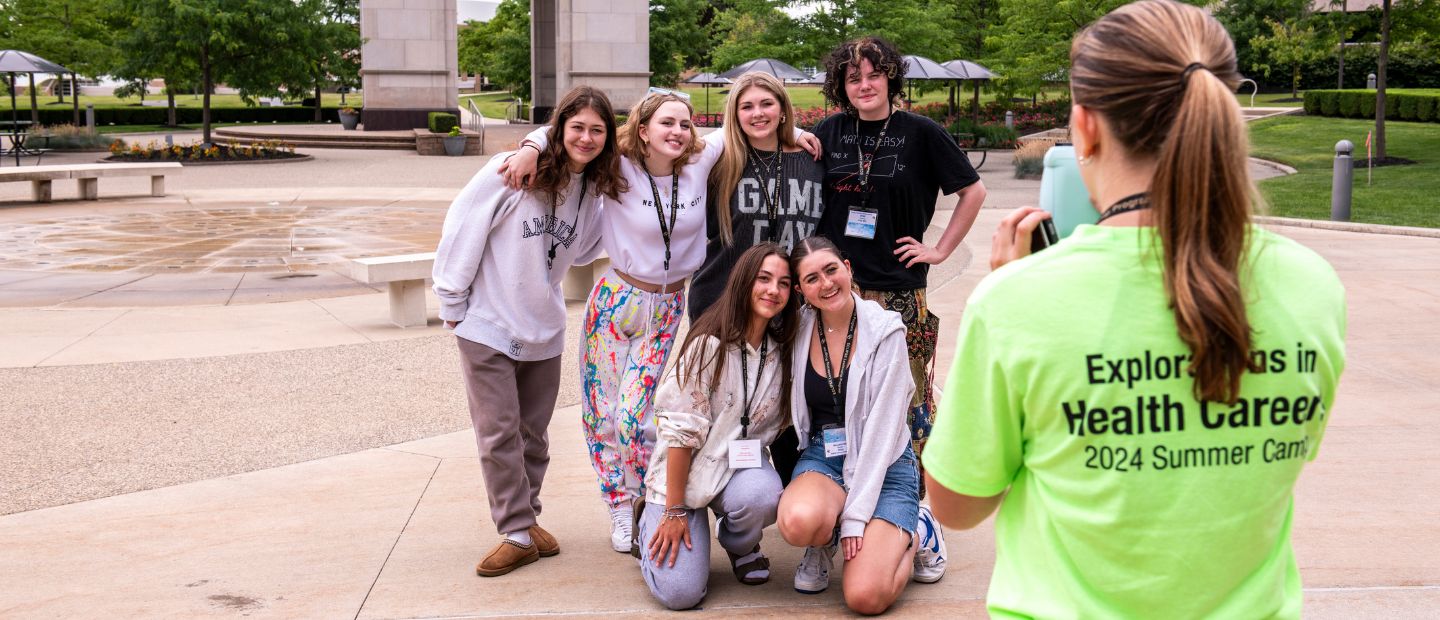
[432,153,604,361]
[524,127,726,285]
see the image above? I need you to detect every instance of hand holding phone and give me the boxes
[990,207,1054,271]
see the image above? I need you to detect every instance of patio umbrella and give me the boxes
[0,50,74,126]
[684,72,732,119]
[901,55,961,113]
[943,59,999,122]
[718,58,810,82]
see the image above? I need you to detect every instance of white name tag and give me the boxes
[822,427,848,458]
[844,208,878,239]
[729,439,763,469]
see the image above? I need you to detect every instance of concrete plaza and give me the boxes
[0,141,1437,618]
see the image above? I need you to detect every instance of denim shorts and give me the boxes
[791,433,921,535]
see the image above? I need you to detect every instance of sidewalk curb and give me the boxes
[1249,157,1297,175]
[1257,215,1440,239]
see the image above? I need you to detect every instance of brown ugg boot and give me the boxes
[529,525,559,557]
[476,539,539,577]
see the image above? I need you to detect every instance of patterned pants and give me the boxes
[580,270,685,509]
[856,287,938,460]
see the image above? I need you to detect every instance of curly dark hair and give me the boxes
[821,36,908,116]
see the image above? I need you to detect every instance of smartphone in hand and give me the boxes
[1030,218,1060,253]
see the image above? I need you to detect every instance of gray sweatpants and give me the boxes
[637,460,783,610]
[456,337,562,535]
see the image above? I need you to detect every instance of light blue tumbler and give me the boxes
[1038,144,1098,238]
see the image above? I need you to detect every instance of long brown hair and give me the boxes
[617,92,703,175]
[1070,0,1258,403]
[709,72,799,245]
[531,85,628,201]
[674,243,798,396]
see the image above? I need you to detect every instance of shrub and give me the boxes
[1012,138,1058,179]
[1360,92,1376,118]
[428,112,458,134]
[1321,91,1341,116]
[1416,96,1435,122]
[1397,93,1419,120]
[30,124,112,150]
[1338,92,1361,117]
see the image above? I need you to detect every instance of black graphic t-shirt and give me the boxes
[687,149,826,320]
[814,111,980,291]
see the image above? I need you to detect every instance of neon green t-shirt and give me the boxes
[925,224,1346,619]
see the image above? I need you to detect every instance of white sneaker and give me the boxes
[794,544,836,594]
[913,505,947,583]
[609,504,633,554]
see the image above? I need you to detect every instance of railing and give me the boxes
[465,97,485,149]
[1239,79,1258,108]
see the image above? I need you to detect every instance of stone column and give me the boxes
[359,0,460,131]
[531,0,650,123]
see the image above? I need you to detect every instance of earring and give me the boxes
[1077,152,1094,166]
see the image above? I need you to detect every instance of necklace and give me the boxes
[855,111,893,188]
[747,146,785,242]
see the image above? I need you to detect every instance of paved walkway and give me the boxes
[0,145,1436,618]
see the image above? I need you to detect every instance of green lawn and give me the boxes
[1,93,361,110]
[1235,91,1308,108]
[1248,115,1440,228]
[460,91,522,120]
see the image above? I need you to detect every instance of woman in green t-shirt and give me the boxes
[923,1,1347,618]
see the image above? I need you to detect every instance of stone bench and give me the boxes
[349,251,606,328]
[0,162,183,202]
[349,252,435,328]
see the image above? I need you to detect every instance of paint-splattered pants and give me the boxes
[580,270,684,509]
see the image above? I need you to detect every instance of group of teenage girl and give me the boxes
[434,2,1347,618]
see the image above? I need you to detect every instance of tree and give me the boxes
[0,0,118,124]
[457,0,529,100]
[285,0,361,121]
[112,0,201,127]
[708,0,807,73]
[1213,0,1312,82]
[120,0,317,144]
[649,0,706,86]
[1251,17,1332,99]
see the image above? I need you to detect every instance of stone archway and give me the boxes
[530,0,651,123]
[358,0,460,131]
[358,0,649,129]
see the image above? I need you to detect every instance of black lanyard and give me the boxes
[855,112,893,211]
[739,337,769,439]
[748,147,785,243]
[1097,193,1150,224]
[816,307,857,411]
[547,174,587,270]
[644,166,680,271]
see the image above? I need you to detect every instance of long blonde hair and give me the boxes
[1071,0,1259,404]
[708,72,799,246]
[617,92,703,175]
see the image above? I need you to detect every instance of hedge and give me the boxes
[1302,90,1440,122]
[20,105,355,127]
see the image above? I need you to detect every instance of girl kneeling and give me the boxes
[778,236,919,615]
[638,243,797,610]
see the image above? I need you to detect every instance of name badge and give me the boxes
[844,208,877,240]
[729,439,763,469]
[822,427,848,458]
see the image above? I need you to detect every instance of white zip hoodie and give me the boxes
[790,293,914,539]
[432,153,605,361]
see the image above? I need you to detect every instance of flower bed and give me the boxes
[106,138,302,163]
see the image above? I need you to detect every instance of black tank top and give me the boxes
[805,360,847,432]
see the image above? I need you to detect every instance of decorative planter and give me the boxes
[442,135,466,156]
[339,112,360,130]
